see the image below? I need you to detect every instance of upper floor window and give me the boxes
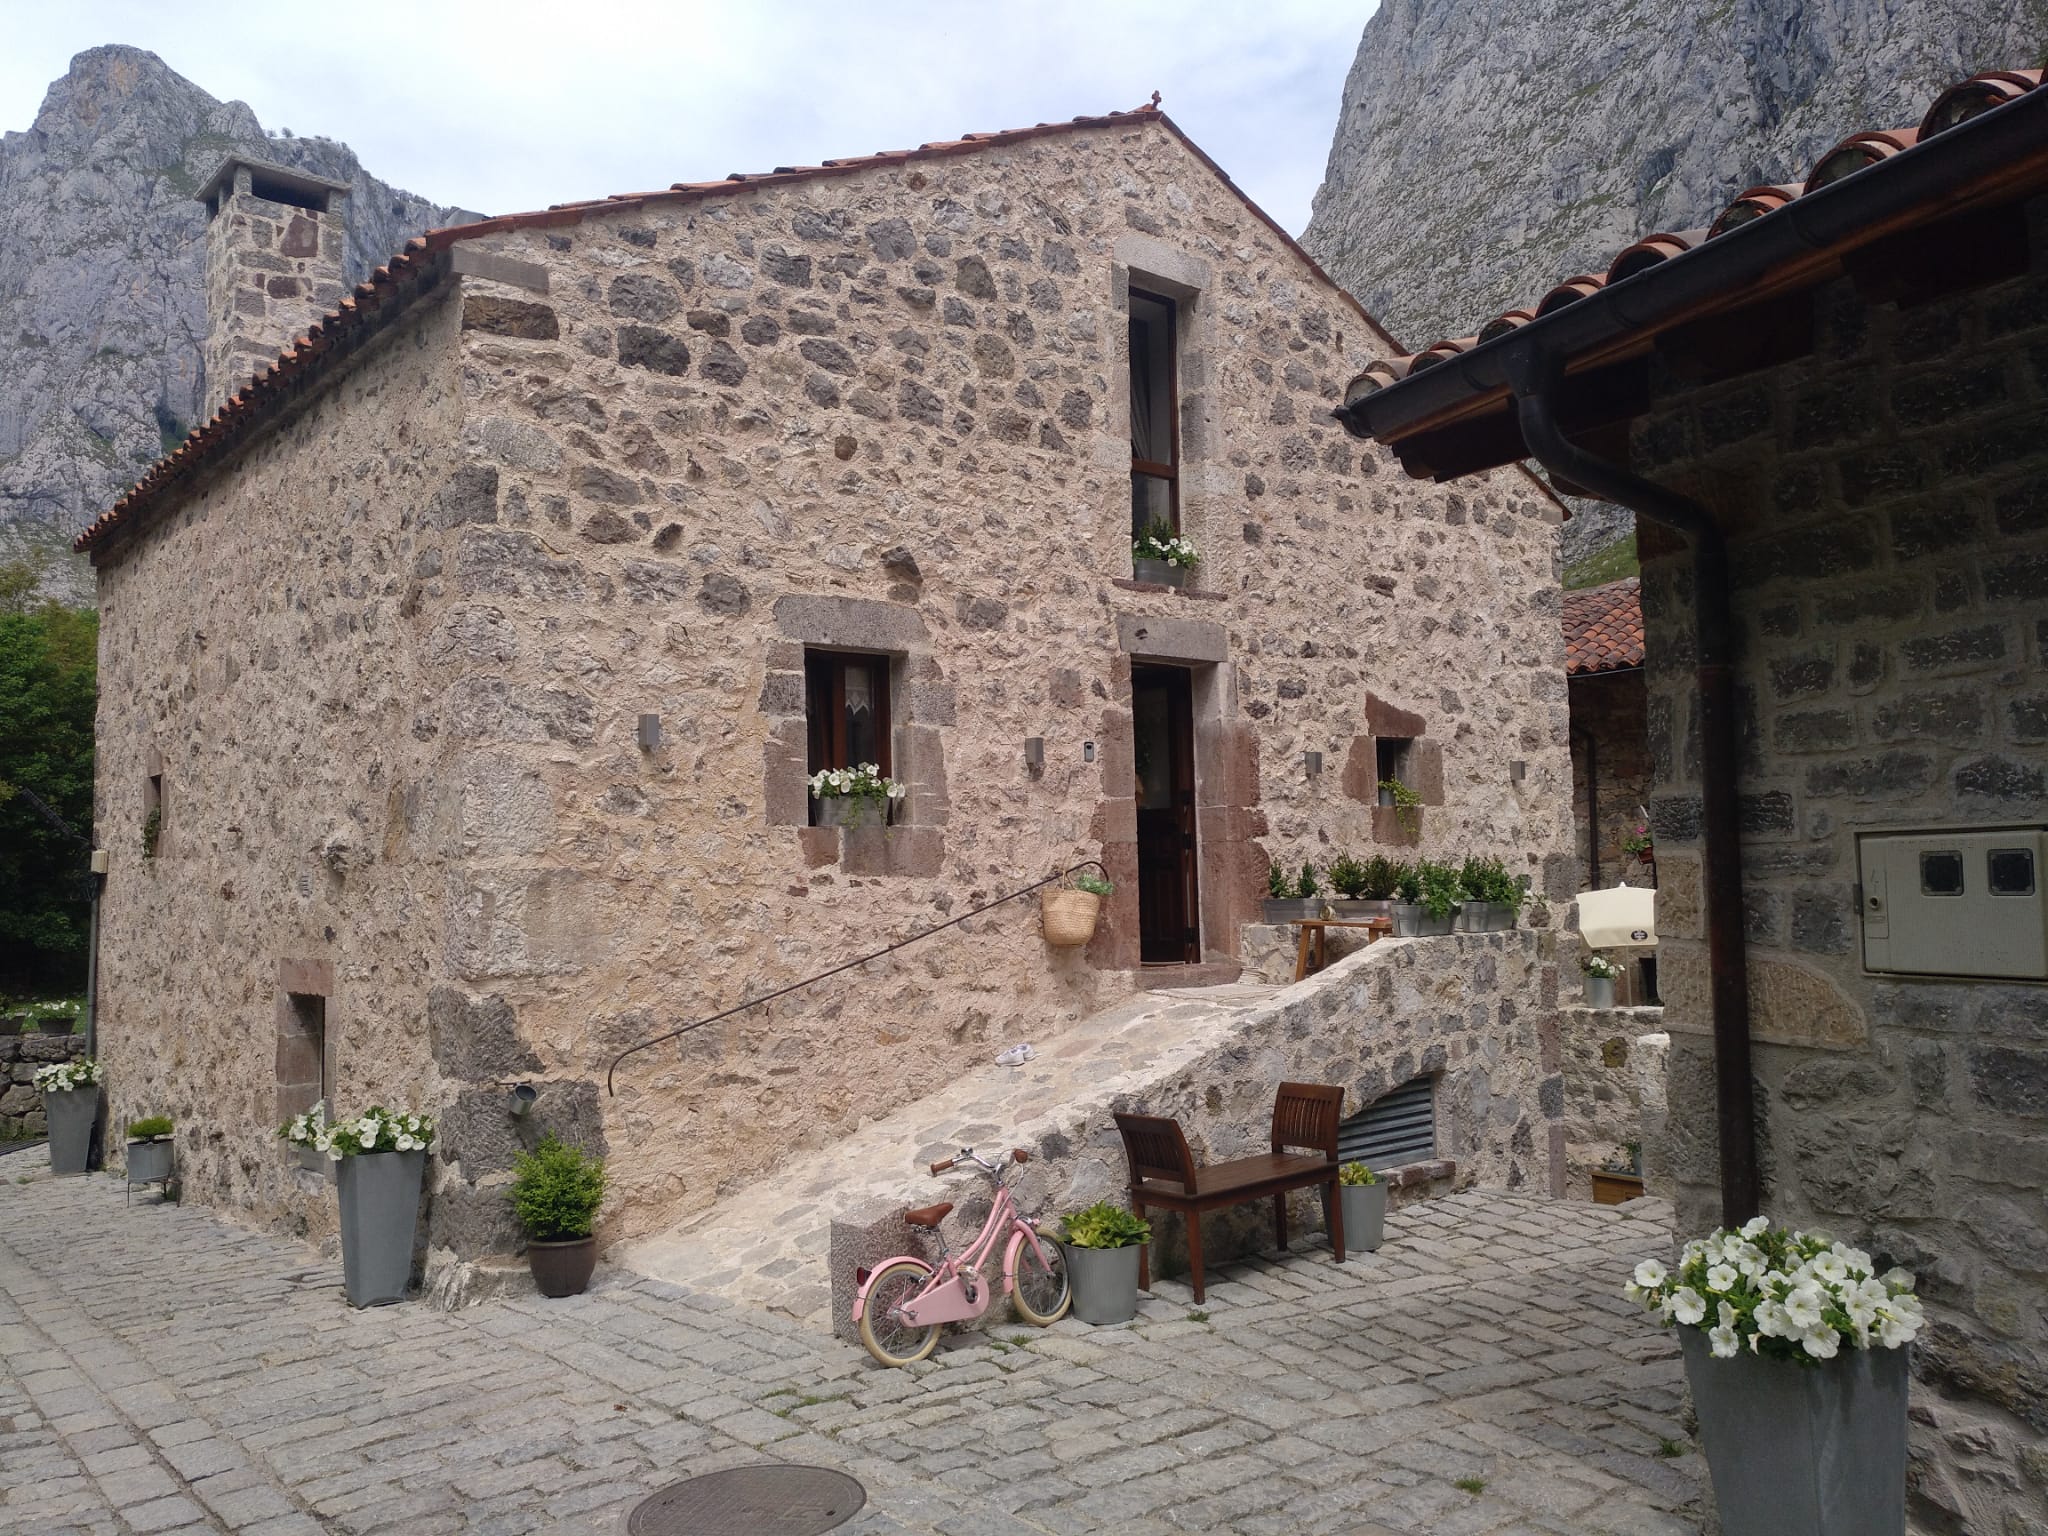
[1129,289,1178,540]
[805,650,891,824]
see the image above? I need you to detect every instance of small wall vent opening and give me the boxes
[1339,1076,1436,1168]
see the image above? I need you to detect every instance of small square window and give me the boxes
[1988,848,2035,896]
[1920,851,1965,896]
[1376,737,1414,788]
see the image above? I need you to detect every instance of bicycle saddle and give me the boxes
[903,1202,953,1229]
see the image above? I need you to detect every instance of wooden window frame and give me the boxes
[804,649,893,824]
[1129,288,1181,537]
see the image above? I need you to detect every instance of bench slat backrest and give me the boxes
[1271,1082,1342,1161]
[1113,1112,1197,1188]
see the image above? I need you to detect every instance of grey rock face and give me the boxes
[1303,1,2040,566]
[0,45,474,591]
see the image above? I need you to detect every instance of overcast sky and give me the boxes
[2,1,1375,236]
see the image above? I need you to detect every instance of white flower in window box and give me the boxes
[807,762,905,829]
[1131,521,1198,589]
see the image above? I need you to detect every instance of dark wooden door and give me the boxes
[1133,665,1200,964]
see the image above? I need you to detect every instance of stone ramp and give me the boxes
[614,978,1285,1326]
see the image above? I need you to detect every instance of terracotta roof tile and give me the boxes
[1358,64,2045,384]
[1562,577,1644,675]
[81,96,1445,557]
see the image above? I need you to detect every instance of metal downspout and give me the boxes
[1506,350,1762,1226]
[1573,723,1602,892]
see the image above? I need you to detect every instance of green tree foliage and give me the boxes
[0,553,97,987]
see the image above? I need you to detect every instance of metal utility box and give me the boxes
[1859,826,2048,980]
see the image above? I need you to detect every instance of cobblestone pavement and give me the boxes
[1,1148,1705,1536]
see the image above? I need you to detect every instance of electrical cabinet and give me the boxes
[1859,826,2048,980]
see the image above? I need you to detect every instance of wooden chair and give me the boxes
[1112,1082,1345,1303]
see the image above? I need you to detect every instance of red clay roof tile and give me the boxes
[1563,577,1645,675]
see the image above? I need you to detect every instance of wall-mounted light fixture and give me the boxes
[637,713,661,752]
[508,1083,539,1119]
[1024,737,1045,779]
[1509,760,1528,785]
[1303,750,1324,778]
[1083,741,1097,763]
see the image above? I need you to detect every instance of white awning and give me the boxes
[1578,883,1657,949]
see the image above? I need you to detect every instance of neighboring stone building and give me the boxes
[1338,65,2048,1532]
[1564,576,1652,890]
[76,113,1571,1284]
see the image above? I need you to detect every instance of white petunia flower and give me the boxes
[1709,1325,1741,1358]
[1717,1300,1738,1330]
[1633,1259,1668,1289]
[1669,1287,1707,1326]
[1754,1299,1791,1338]
[1740,1215,1770,1240]
[1882,1267,1917,1295]
[1783,1285,1825,1331]
[1705,1263,1739,1293]
[1802,1326,1841,1360]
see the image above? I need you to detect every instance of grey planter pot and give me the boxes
[1065,1243,1142,1325]
[1327,898,1395,922]
[1131,557,1187,589]
[1391,904,1456,937]
[1584,974,1616,1009]
[43,1088,97,1176]
[1682,1329,1909,1536]
[335,1149,426,1308]
[1261,898,1323,923]
[1457,901,1516,932]
[126,1138,173,1185]
[1377,787,1396,807]
[815,795,886,830]
[1340,1181,1387,1252]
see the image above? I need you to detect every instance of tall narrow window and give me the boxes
[1129,289,1178,542]
[144,771,164,859]
[804,650,892,824]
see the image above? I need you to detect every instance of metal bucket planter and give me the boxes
[43,1088,97,1175]
[1064,1243,1142,1325]
[1261,898,1323,924]
[1391,904,1456,937]
[527,1236,599,1298]
[1041,889,1101,947]
[1681,1330,1909,1536]
[36,1015,74,1035]
[334,1149,426,1308]
[126,1138,173,1186]
[1340,1182,1387,1252]
[815,796,886,830]
[1131,558,1186,589]
[1457,901,1515,932]
[1328,899,1395,922]
[1584,974,1616,1008]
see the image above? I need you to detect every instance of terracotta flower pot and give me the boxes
[527,1235,598,1297]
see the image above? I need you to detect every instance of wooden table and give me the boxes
[1293,918,1392,981]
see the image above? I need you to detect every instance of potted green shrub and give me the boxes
[1261,861,1323,923]
[1131,521,1198,589]
[124,1115,175,1187]
[1058,1201,1151,1324]
[1456,855,1527,932]
[1392,859,1460,937]
[1626,1217,1924,1535]
[1330,854,1402,921]
[1043,870,1113,947]
[282,1105,434,1308]
[1582,953,1618,1008]
[1338,1161,1387,1252]
[33,1058,101,1175]
[510,1135,607,1297]
[807,763,904,829]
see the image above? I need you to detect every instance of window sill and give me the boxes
[1111,577,1226,602]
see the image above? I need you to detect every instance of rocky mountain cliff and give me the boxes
[0,46,472,596]
[1304,0,2043,564]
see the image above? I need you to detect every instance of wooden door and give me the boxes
[1133,665,1200,964]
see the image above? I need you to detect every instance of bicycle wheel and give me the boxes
[1010,1232,1071,1325]
[859,1260,943,1367]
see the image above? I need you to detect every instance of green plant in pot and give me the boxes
[1058,1201,1151,1325]
[1393,859,1462,937]
[281,1104,434,1308]
[1261,858,1323,924]
[1581,952,1618,1008]
[1456,855,1528,933]
[1378,778,1421,834]
[1044,867,1113,947]
[125,1114,175,1189]
[510,1135,607,1297]
[1329,854,1401,920]
[1337,1161,1388,1253]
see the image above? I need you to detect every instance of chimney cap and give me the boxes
[195,154,353,209]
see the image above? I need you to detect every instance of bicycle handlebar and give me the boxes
[929,1158,955,1175]
[930,1146,1030,1177]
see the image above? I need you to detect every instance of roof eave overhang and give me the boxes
[1338,84,2048,479]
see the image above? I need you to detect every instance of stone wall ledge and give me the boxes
[1109,577,1228,602]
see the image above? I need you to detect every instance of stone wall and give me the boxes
[0,1031,89,1140]
[1633,197,2048,1530]
[1568,667,1654,890]
[428,116,1575,1251]
[202,165,350,416]
[1555,1006,1665,1200]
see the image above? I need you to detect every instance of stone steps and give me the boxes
[613,977,1287,1327]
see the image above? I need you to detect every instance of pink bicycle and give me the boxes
[852,1145,1071,1366]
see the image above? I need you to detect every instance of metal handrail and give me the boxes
[604,859,1108,1094]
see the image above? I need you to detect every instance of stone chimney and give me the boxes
[196,156,353,416]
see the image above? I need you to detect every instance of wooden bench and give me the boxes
[1112,1082,1345,1304]
[1293,917,1392,980]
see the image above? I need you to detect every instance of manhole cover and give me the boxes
[626,1466,866,1535]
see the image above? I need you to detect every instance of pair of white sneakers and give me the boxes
[994,1043,1035,1066]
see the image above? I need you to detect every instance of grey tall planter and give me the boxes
[1340,1182,1387,1252]
[1584,974,1616,1009]
[43,1088,97,1175]
[335,1149,426,1308]
[1682,1330,1909,1536]
[1065,1243,1141,1325]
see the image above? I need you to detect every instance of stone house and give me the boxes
[1564,576,1652,891]
[1338,64,2048,1531]
[75,103,1572,1283]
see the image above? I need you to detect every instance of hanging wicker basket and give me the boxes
[1041,889,1101,947]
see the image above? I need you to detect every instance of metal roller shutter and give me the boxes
[1338,1076,1435,1168]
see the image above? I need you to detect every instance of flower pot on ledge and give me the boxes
[1131,558,1186,589]
[815,796,887,830]
[527,1235,598,1297]
[1261,898,1323,924]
